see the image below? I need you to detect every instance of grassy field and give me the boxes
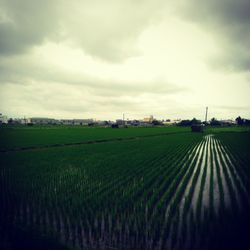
[0,126,189,151]
[0,125,250,250]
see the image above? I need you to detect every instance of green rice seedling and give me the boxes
[215,142,238,214]
[196,140,209,225]
[212,139,225,215]
[182,141,205,222]
[209,142,214,220]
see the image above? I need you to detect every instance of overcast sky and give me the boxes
[0,0,249,121]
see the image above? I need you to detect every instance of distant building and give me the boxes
[143,115,154,123]
[173,119,182,124]
[116,119,124,125]
[72,119,94,125]
[127,120,140,126]
[163,119,174,125]
[13,118,31,125]
[96,120,110,126]
[60,119,74,125]
[60,119,94,125]
[30,118,59,125]
[219,119,237,125]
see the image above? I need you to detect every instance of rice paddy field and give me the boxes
[1,125,250,250]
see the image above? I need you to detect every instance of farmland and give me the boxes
[0,126,190,151]
[1,126,250,250]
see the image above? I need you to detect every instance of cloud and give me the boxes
[0,48,188,119]
[180,0,250,71]
[0,0,60,55]
[0,0,167,61]
[0,80,185,120]
[0,50,187,98]
[0,0,249,120]
[61,0,168,62]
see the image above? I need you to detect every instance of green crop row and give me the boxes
[1,130,250,249]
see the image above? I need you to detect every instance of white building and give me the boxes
[60,119,94,125]
[73,119,94,125]
[61,119,74,125]
[163,119,174,125]
[30,117,59,125]
[143,115,154,123]
[14,118,31,125]
[116,119,124,125]
[219,119,237,125]
[0,113,8,124]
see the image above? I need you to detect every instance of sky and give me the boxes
[0,0,250,121]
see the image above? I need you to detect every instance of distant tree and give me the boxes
[236,116,244,126]
[210,118,221,126]
[178,120,192,126]
[111,124,119,128]
[191,118,201,125]
[7,118,13,124]
[103,121,109,126]
[202,121,209,126]
[152,120,162,126]
[236,117,250,126]
[178,118,201,126]
[245,119,250,125]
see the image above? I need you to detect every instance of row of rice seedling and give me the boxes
[147,141,199,218]
[147,141,203,247]
[217,140,250,209]
[217,138,250,196]
[214,139,239,213]
[211,137,225,215]
[177,138,207,246]
[1,131,249,250]
[0,133,202,250]
[190,136,230,249]
[195,136,209,225]
[157,139,206,248]
[125,139,201,248]
[213,138,232,211]
[215,133,250,186]
[166,133,249,250]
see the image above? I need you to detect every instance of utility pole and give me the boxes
[123,113,125,126]
[205,107,208,124]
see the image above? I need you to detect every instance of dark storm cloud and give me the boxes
[181,0,250,71]
[0,0,60,55]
